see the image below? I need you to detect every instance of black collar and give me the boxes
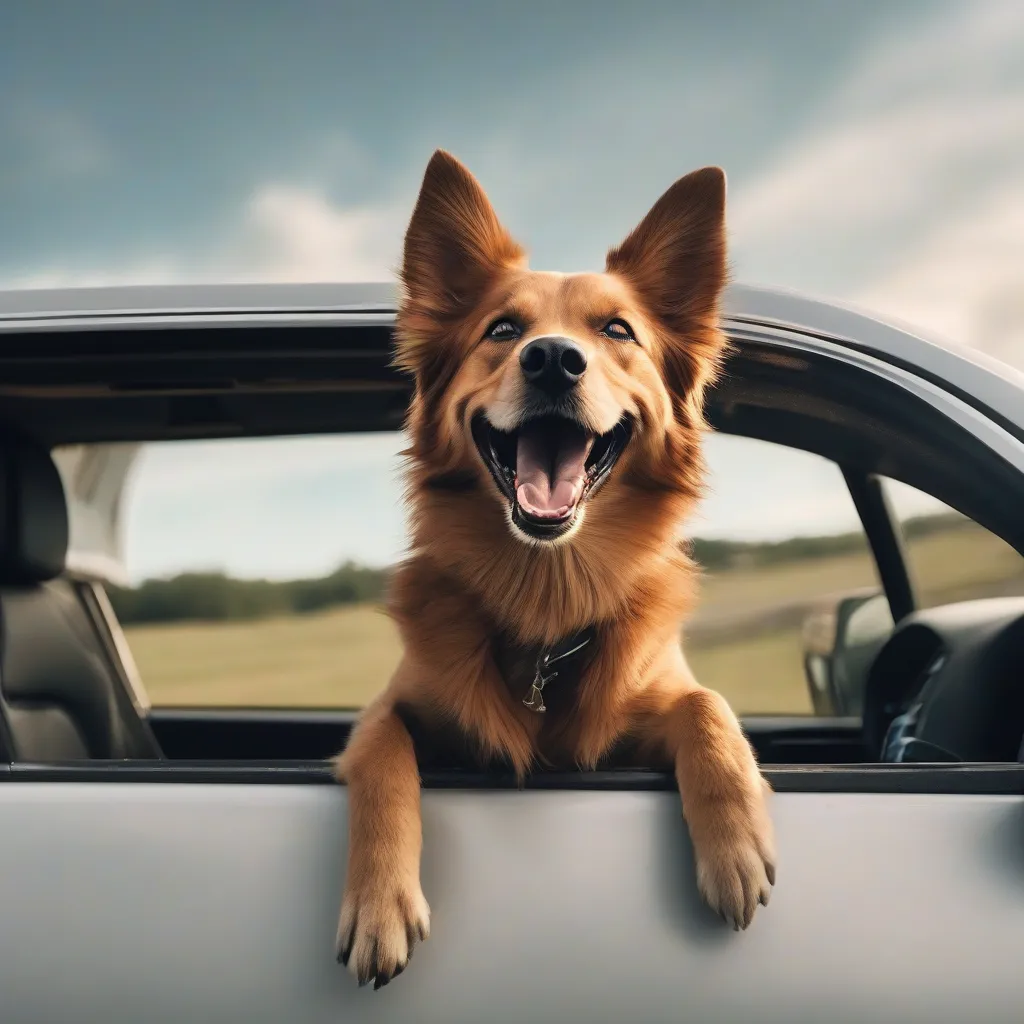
[492,624,598,714]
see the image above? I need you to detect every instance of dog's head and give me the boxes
[396,150,728,551]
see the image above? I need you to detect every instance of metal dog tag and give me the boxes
[522,670,550,713]
[521,634,592,713]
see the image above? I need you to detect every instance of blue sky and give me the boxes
[4,2,1021,580]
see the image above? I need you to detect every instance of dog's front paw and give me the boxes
[692,798,776,931]
[336,879,430,989]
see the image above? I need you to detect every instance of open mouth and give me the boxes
[471,413,632,540]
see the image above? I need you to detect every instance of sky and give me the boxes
[3,1,1021,582]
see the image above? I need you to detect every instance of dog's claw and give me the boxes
[695,814,776,932]
[337,882,431,989]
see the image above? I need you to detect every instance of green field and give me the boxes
[126,522,1024,716]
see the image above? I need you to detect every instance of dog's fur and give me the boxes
[334,150,776,988]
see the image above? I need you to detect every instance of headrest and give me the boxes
[0,436,69,583]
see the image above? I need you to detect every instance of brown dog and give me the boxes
[335,150,776,988]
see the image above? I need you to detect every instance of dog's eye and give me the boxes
[485,319,521,341]
[600,319,635,341]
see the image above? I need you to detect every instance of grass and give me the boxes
[126,520,1024,716]
[127,603,402,710]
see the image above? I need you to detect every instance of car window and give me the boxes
[61,432,893,716]
[687,434,882,716]
[882,479,1024,608]
[96,434,408,710]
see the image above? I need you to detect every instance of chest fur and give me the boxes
[396,626,643,773]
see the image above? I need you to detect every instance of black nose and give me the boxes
[518,336,587,396]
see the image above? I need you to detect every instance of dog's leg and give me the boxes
[334,694,430,989]
[655,674,776,929]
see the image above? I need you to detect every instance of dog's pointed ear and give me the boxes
[606,167,729,412]
[399,150,526,327]
[605,166,727,333]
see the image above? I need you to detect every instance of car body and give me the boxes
[1,282,1024,1022]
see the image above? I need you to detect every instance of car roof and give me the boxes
[0,282,397,318]
[1,280,1023,440]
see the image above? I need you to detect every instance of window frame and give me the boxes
[4,285,1024,784]
[72,328,1024,728]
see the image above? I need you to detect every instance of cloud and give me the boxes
[226,184,400,282]
[727,0,1024,367]
[856,179,1024,364]
[730,95,1024,258]
[1,183,402,290]
[831,1,1024,114]
[2,121,403,289]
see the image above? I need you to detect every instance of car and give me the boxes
[1,281,1023,1022]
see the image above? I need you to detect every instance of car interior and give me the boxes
[2,320,1024,773]
[0,434,162,762]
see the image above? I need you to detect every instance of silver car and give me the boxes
[0,282,1023,1022]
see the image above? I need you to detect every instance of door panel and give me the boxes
[0,779,1021,1023]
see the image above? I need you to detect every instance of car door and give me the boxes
[2,288,1024,1023]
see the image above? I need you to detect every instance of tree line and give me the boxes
[108,561,388,625]
[689,509,966,570]
[108,511,969,626]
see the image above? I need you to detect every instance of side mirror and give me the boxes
[802,590,894,717]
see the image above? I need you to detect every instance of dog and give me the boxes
[334,150,776,989]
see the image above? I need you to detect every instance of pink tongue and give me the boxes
[515,421,594,519]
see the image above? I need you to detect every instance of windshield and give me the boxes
[2,2,1022,370]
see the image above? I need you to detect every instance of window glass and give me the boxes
[686,434,882,716]
[85,434,407,709]
[882,479,1024,608]
[61,433,886,716]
